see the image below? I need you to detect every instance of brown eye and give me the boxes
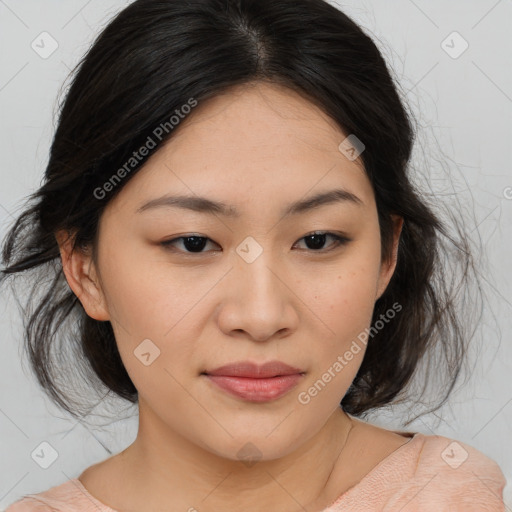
[294,232,350,252]
[161,235,219,254]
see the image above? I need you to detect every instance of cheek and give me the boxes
[311,247,382,335]
[97,237,189,333]
[336,267,379,329]
[301,246,382,383]
[96,239,211,379]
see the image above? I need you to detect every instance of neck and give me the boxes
[117,404,354,512]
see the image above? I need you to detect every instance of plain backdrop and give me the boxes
[0,0,511,509]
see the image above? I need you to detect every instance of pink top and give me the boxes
[5,432,506,511]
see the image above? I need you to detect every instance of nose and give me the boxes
[216,249,299,342]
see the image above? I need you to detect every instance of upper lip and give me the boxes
[203,360,304,378]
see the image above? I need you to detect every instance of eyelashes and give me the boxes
[160,231,351,255]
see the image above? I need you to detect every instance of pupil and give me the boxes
[306,234,326,250]
[184,236,207,252]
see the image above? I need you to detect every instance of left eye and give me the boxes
[295,232,350,252]
[160,232,350,254]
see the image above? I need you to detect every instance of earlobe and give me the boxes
[55,230,110,321]
[375,215,403,301]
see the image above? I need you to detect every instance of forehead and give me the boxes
[169,81,353,156]
[106,82,375,217]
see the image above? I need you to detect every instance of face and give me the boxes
[58,81,402,462]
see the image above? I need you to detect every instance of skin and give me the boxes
[56,81,406,512]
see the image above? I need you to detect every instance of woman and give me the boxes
[2,0,505,510]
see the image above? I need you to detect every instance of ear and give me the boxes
[375,214,403,301]
[55,230,110,321]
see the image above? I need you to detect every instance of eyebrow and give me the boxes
[136,188,364,218]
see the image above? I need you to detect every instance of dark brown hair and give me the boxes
[1,0,482,425]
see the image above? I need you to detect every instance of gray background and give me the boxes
[0,0,511,509]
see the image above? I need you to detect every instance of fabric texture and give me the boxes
[5,433,506,511]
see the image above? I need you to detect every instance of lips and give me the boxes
[202,360,305,402]
[203,360,304,378]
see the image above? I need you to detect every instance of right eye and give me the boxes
[160,235,220,254]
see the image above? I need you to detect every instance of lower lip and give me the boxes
[204,374,304,402]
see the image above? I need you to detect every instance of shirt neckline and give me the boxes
[68,478,119,512]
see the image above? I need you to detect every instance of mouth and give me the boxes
[201,360,306,402]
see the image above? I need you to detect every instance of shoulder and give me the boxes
[415,434,505,480]
[327,427,507,512]
[4,497,52,511]
[4,478,99,512]
[5,495,56,512]
[397,433,506,511]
